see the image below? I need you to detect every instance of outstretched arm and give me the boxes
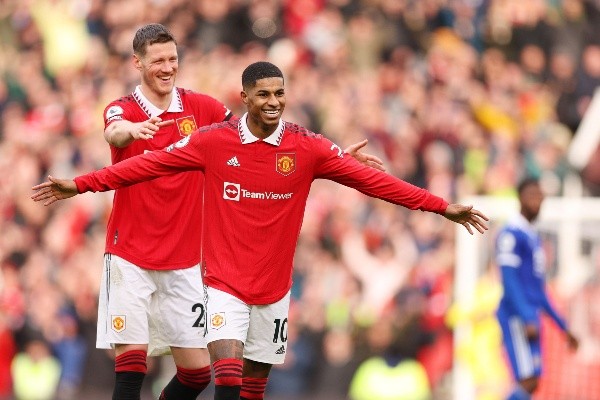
[105,117,174,147]
[31,176,78,206]
[344,139,385,172]
[444,204,489,235]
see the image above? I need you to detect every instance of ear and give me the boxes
[240,90,248,104]
[133,54,142,71]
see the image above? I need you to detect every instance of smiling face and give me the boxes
[241,77,286,138]
[134,41,178,104]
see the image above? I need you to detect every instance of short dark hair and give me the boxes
[133,23,176,56]
[517,176,540,195]
[242,62,284,89]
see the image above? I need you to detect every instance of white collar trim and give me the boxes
[508,213,536,233]
[237,112,285,146]
[132,85,183,117]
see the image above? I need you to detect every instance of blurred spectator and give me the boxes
[340,222,417,320]
[447,267,511,400]
[574,44,600,101]
[349,355,431,400]
[266,301,320,399]
[28,0,91,77]
[49,309,86,400]
[550,48,580,132]
[348,318,431,400]
[11,338,61,400]
[311,328,362,400]
[0,314,16,399]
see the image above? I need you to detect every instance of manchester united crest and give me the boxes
[210,312,226,330]
[176,116,197,136]
[276,153,296,176]
[111,315,126,333]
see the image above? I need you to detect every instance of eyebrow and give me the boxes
[256,88,284,93]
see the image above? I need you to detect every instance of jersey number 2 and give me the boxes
[192,303,205,328]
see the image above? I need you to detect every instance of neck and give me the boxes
[246,116,277,140]
[140,85,172,111]
[521,211,536,223]
[251,128,276,140]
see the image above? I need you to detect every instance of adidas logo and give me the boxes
[275,345,286,355]
[227,156,240,167]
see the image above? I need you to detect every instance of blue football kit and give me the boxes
[496,214,568,380]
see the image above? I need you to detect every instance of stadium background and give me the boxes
[1,0,600,399]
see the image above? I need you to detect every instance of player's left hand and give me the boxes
[345,139,386,172]
[566,331,579,351]
[444,204,489,235]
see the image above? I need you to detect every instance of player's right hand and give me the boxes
[31,176,78,206]
[131,117,174,140]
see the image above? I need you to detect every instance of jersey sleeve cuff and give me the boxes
[74,176,89,193]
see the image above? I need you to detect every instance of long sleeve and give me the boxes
[313,137,448,214]
[540,288,568,331]
[75,132,207,193]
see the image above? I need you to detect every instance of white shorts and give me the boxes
[97,254,207,356]
[205,286,291,365]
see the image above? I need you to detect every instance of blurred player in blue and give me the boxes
[495,177,579,400]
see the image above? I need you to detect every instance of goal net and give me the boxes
[452,195,600,400]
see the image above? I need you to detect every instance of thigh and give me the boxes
[245,291,291,365]
[97,254,156,348]
[205,286,251,344]
[115,343,148,357]
[148,266,207,356]
[498,314,541,380]
[171,347,211,369]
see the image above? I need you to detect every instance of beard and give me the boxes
[142,73,175,96]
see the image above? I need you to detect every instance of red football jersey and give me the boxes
[76,114,448,303]
[102,86,231,270]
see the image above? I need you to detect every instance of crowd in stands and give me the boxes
[1,0,599,399]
